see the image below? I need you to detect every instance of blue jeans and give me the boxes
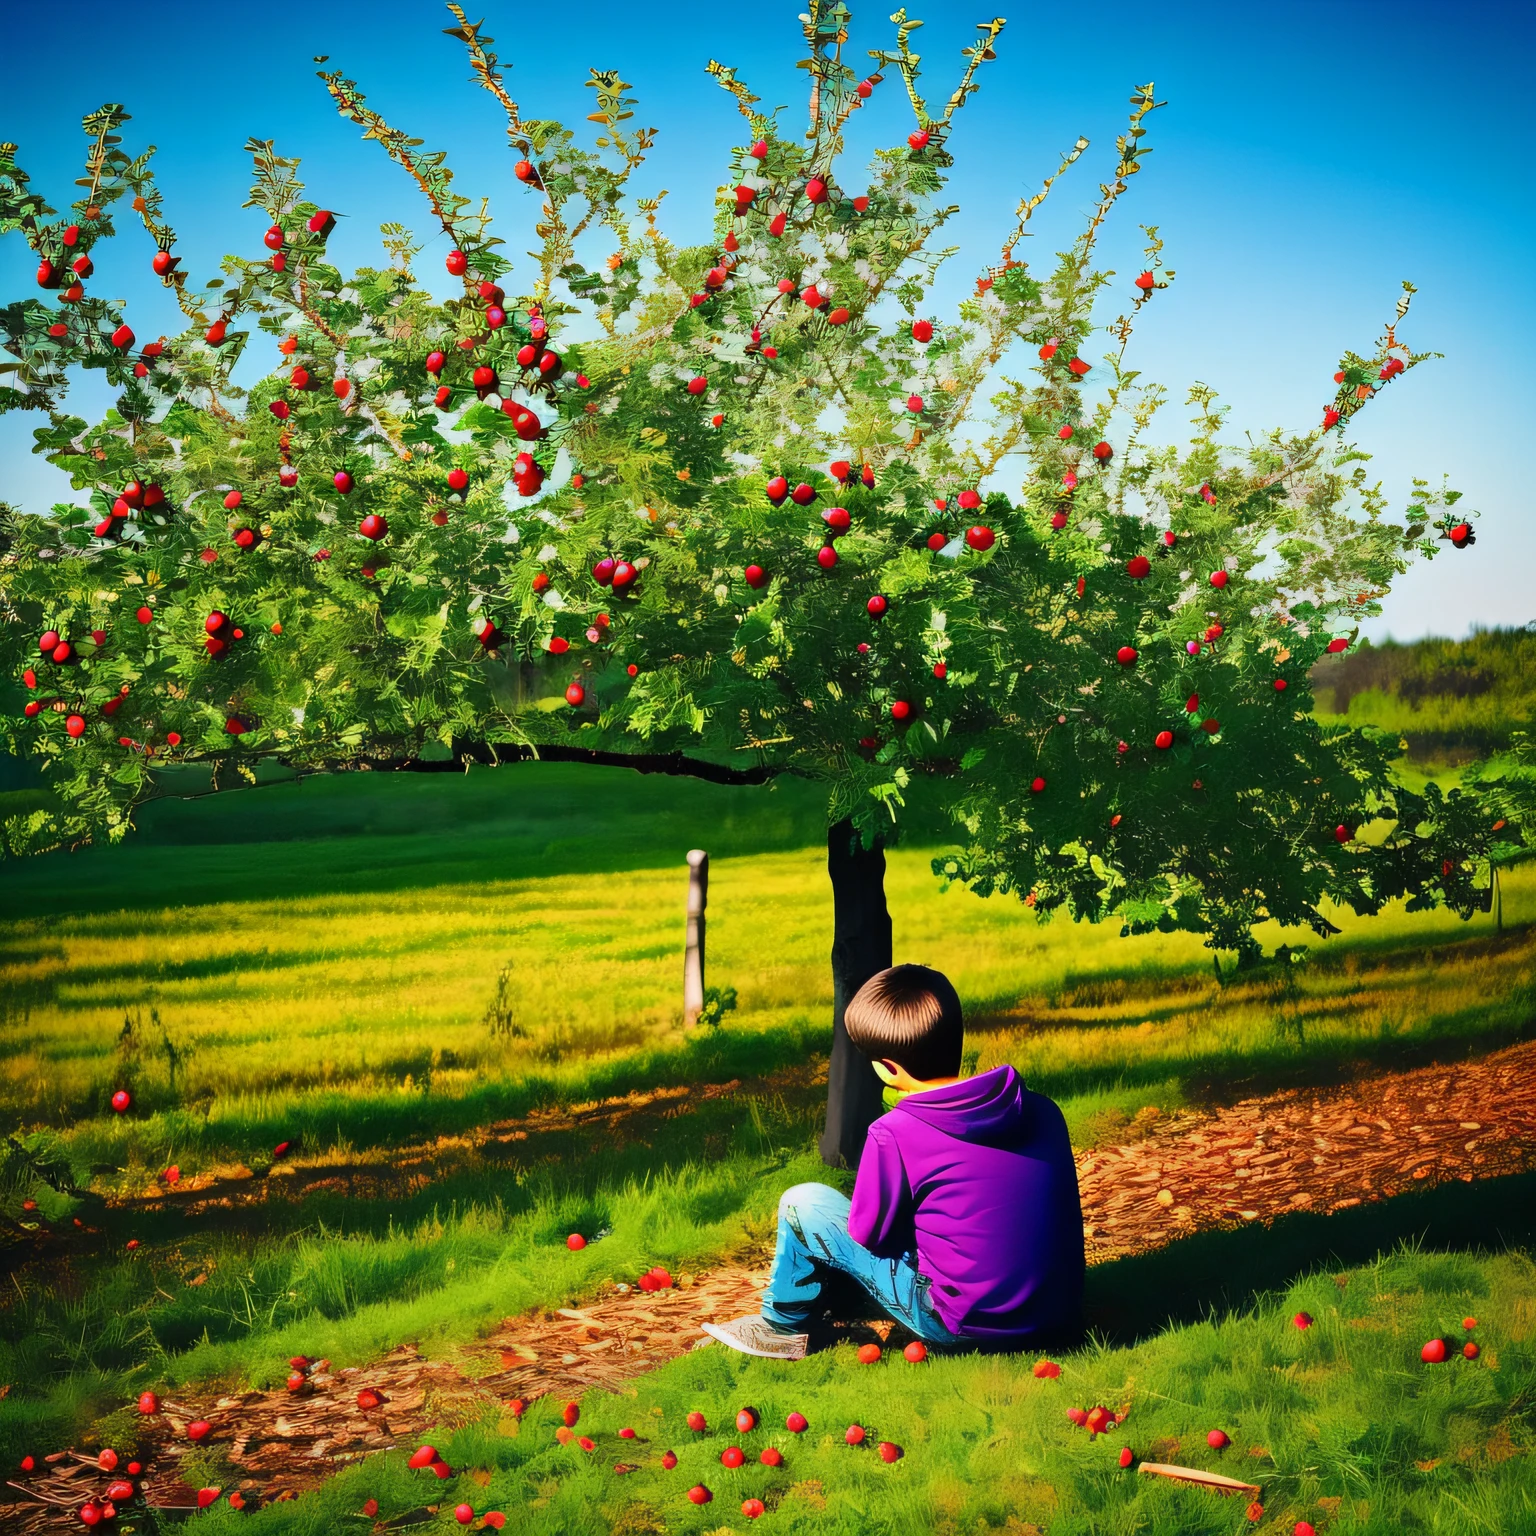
[761,1182,961,1346]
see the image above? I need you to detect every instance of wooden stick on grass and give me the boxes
[1137,1463,1262,1496]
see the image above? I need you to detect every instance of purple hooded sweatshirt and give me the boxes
[848,1064,1083,1343]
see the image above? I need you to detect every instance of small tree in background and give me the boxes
[1,2,1518,1167]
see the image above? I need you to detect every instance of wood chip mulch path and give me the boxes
[1076,1038,1536,1263]
[9,1040,1536,1530]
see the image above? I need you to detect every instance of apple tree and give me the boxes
[0,2,1513,1167]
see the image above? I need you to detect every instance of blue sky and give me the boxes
[3,0,1530,640]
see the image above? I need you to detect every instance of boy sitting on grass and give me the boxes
[702,964,1083,1360]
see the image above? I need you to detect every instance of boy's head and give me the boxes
[844,964,964,1084]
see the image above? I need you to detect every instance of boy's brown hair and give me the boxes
[844,964,964,1082]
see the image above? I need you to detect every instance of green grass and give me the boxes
[23,1239,1536,1536]
[3,763,1532,1176]
[3,761,1535,1531]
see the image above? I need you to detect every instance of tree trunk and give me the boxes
[819,817,893,1170]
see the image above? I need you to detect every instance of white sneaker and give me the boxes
[699,1314,809,1361]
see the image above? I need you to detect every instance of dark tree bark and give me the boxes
[819,817,893,1170]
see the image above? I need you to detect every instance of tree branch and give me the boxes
[398,739,798,786]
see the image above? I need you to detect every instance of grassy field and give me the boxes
[2,763,1532,1173]
[2,760,1534,1532]
[148,1244,1536,1536]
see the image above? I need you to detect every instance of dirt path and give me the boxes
[1076,1037,1536,1263]
[10,1040,1536,1528]
[104,1066,824,1222]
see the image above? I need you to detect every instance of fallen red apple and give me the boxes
[742,1497,765,1519]
[1206,1429,1229,1450]
[1119,1446,1134,1468]
[845,1424,866,1446]
[1421,1338,1448,1363]
[1293,1312,1313,1329]
[857,1343,881,1364]
[687,1411,707,1432]
[903,1341,927,1363]
[566,1233,586,1250]
[357,1389,383,1410]
[1033,1360,1061,1379]
[720,1447,744,1468]
[687,1485,712,1505]
[455,1505,474,1525]
[1464,1342,1480,1359]
[97,1449,118,1472]
[1463,1317,1478,1331]
[661,1450,678,1469]
[736,1408,758,1433]
[111,1090,131,1113]
[138,1392,159,1415]
[760,1446,783,1467]
[786,1412,808,1433]
[877,1441,902,1463]
[187,1420,212,1442]
[562,1402,580,1428]
[407,1445,438,1469]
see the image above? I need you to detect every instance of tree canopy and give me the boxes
[1,0,1515,958]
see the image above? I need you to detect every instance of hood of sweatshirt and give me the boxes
[891,1063,1028,1144]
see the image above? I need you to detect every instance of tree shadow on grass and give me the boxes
[1083,1170,1536,1346]
[0,763,840,921]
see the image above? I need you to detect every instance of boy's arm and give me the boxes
[848,1123,914,1256]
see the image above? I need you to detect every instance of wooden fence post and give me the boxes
[684,849,709,1024]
